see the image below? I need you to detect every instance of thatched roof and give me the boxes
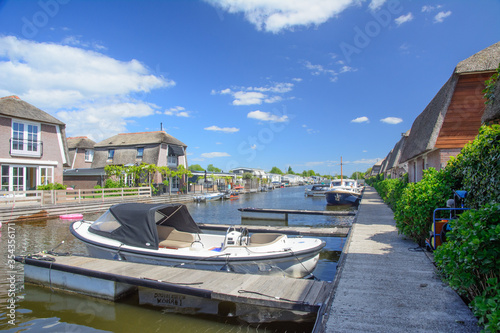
[0,96,65,125]
[455,42,500,74]
[482,76,500,124]
[94,131,187,148]
[67,136,96,149]
[400,75,458,162]
[386,130,410,170]
[401,42,500,163]
[380,150,392,173]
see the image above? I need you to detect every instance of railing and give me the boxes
[0,187,152,207]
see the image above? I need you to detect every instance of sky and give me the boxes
[0,0,499,177]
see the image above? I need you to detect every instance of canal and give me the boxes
[0,186,354,332]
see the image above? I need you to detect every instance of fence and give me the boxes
[0,187,152,208]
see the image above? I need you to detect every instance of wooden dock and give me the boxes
[18,254,332,324]
[238,207,355,224]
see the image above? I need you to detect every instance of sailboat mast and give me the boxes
[340,156,343,181]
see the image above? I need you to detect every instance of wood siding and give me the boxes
[435,73,490,148]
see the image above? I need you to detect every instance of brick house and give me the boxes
[0,96,70,191]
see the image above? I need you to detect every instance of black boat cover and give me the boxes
[89,203,201,249]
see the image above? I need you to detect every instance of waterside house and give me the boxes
[91,131,188,192]
[371,41,500,182]
[0,96,69,191]
[67,136,96,169]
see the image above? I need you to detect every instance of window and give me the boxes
[108,149,115,159]
[39,167,53,186]
[11,121,41,157]
[137,147,144,159]
[85,149,94,162]
[1,165,8,191]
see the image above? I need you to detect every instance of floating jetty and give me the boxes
[238,207,355,222]
[17,254,332,325]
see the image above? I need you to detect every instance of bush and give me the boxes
[373,175,408,210]
[393,168,453,245]
[434,204,500,331]
[445,124,500,210]
[37,183,67,190]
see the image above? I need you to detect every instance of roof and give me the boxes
[386,130,410,170]
[67,136,96,149]
[94,131,187,148]
[63,168,105,176]
[0,96,65,125]
[455,41,500,74]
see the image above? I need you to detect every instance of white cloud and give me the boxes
[304,60,356,81]
[380,117,403,124]
[351,116,369,123]
[369,0,387,11]
[395,13,413,26]
[204,0,359,33]
[201,152,231,158]
[434,11,452,23]
[204,125,240,133]
[0,36,173,141]
[213,82,294,105]
[247,110,288,122]
[421,5,442,13]
[165,106,191,117]
[292,77,302,82]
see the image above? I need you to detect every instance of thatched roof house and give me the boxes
[384,130,410,179]
[0,95,70,189]
[92,131,187,168]
[67,136,96,169]
[370,158,384,176]
[400,41,500,182]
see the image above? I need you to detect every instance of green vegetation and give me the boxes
[269,166,283,174]
[370,124,500,331]
[483,62,499,104]
[37,182,67,190]
[189,164,205,171]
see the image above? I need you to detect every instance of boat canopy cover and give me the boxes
[89,203,201,249]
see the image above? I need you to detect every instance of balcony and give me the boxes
[10,138,43,157]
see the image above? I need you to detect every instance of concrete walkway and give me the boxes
[324,187,479,332]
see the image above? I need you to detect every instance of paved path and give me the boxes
[324,187,479,332]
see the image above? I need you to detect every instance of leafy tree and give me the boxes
[189,164,205,171]
[269,167,283,174]
[350,171,365,180]
[207,164,222,172]
[242,172,253,179]
[287,166,294,174]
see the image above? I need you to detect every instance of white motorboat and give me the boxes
[325,179,363,206]
[305,183,333,197]
[193,192,224,202]
[70,203,325,278]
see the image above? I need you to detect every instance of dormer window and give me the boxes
[108,149,115,160]
[85,149,94,162]
[137,147,144,159]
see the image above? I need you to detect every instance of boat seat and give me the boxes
[249,233,285,246]
[157,225,195,249]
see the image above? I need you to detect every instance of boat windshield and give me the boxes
[90,209,122,233]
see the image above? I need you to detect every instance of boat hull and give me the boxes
[325,190,360,206]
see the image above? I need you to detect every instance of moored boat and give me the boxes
[70,203,325,278]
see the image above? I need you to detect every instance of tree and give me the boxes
[350,171,365,180]
[287,166,294,174]
[269,167,283,174]
[207,164,222,172]
[189,164,205,171]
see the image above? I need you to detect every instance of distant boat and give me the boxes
[305,183,333,197]
[193,192,224,202]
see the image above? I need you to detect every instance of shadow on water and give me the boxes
[0,186,353,332]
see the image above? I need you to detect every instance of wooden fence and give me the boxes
[0,187,152,208]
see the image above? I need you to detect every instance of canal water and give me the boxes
[0,186,354,333]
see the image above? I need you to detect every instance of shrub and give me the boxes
[373,175,408,210]
[445,124,500,210]
[393,168,453,245]
[434,204,500,331]
[37,182,67,190]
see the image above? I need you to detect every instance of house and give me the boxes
[400,41,500,182]
[230,167,267,179]
[67,136,96,169]
[91,131,188,192]
[0,96,70,191]
[384,130,410,179]
[370,158,384,177]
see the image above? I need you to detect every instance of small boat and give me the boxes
[70,203,325,278]
[305,183,333,197]
[60,213,84,220]
[193,192,224,202]
[325,179,362,206]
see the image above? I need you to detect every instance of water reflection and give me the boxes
[0,186,352,332]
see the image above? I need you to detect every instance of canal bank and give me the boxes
[317,186,479,332]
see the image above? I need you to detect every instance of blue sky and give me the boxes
[0,0,499,176]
